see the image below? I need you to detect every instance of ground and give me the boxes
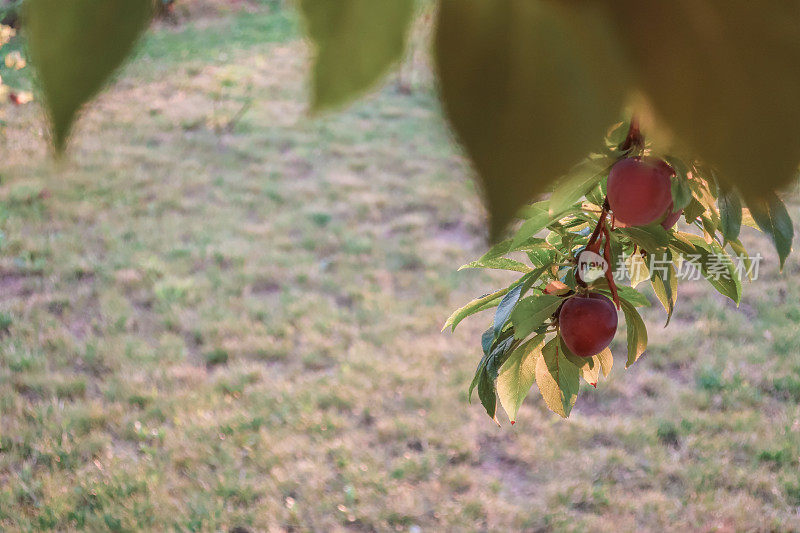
[1,4,800,532]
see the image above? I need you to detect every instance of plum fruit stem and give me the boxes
[619,116,644,153]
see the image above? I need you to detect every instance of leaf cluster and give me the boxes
[446,123,793,420]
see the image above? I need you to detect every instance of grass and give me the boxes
[1,4,800,532]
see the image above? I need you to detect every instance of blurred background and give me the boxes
[1,1,799,531]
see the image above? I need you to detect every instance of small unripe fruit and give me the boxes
[559,293,618,357]
[660,202,683,229]
[607,157,674,227]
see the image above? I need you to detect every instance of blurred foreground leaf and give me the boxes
[604,1,800,196]
[435,0,628,240]
[300,0,414,111]
[26,0,153,152]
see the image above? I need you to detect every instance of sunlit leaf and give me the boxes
[511,204,581,250]
[497,335,545,423]
[596,347,613,378]
[26,0,153,152]
[443,288,509,332]
[299,0,414,111]
[625,249,649,288]
[560,338,601,387]
[460,257,532,274]
[436,0,629,239]
[535,337,580,418]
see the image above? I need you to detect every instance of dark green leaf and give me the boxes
[477,368,498,422]
[619,298,647,368]
[747,193,794,270]
[436,0,629,239]
[718,189,742,243]
[494,284,523,337]
[481,328,495,356]
[664,156,693,209]
[469,329,514,404]
[26,0,153,151]
[300,0,414,110]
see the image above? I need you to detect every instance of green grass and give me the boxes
[1,4,800,532]
[138,5,298,66]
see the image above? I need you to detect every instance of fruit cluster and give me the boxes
[566,153,679,358]
[446,119,792,421]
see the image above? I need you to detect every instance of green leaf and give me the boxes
[718,189,742,243]
[497,335,545,423]
[468,329,495,402]
[596,347,613,378]
[603,1,800,197]
[728,239,754,281]
[593,280,651,308]
[747,193,794,270]
[493,284,523,337]
[460,257,532,274]
[699,215,718,242]
[683,197,706,224]
[443,288,508,332]
[664,156,693,210]
[299,0,414,111]
[510,204,580,249]
[649,251,677,326]
[477,368,498,423]
[526,248,557,269]
[25,0,153,152]
[617,225,669,252]
[535,337,580,418]
[671,233,741,303]
[560,338,601,387]
[510,294,563,340]
[435,0,629,240]
[619,298,647,368]
[625,249,650,288]
[548,156,613,216]
[469,329,514,405]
